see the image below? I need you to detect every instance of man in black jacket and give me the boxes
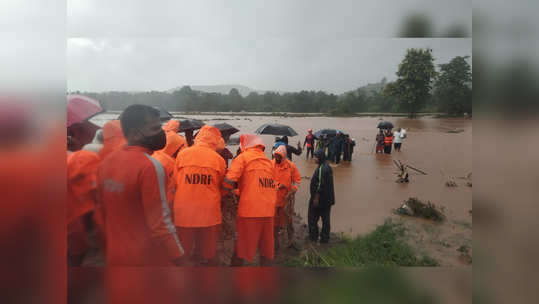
[308,149,335,243]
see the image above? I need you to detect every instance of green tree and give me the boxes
[384,48,436,117]
[433,56,472,115]
[227,88,243,112]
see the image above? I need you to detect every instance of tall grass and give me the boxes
[288,219,438,267]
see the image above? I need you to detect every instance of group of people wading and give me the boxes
[302,129,356,165]
[375,128,406,154]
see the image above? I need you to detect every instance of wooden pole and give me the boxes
[407,165,428,175]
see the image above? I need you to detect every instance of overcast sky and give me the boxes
[68,38,471,93]
[28,1,457,93]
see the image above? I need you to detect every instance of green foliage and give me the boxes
[433,56,472,115]
[285,267,437,304]
[287,219,439,267]
[384,48,437,117]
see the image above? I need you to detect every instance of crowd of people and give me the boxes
[67,104,335,267]
[303,129,356,164]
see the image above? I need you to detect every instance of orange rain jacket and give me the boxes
[97,145,184,266]
[67,150,100,256]
[174,126,226,227]
[153,131,185,204]
[223,134,277,218]
[272,146,301,207]
[67,150,100,224]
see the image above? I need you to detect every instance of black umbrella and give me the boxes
[377,121,394,130]
[178,119,205,132]
[213,123,239,137]
[313,129,341,138]
[153,106,173,121]
[255,123,298,136]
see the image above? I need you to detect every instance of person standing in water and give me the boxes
[393,128,405,152]
[308,149,335,244]
[383,129,394,154]
[303,129,317,159]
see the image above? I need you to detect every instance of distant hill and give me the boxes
[168,84,292,96]
[342,78,388,97]
[168,84,255,96]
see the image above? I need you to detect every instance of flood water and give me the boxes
[91,113,472,236]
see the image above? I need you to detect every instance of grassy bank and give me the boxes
[287,219,438,267]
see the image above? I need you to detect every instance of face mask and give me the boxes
[139,129,166,151]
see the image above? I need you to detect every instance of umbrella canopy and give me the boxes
[67,95,104,127]
[178,119,205,132]
[313,129,341,138]
[255,123,298,137]
[377,121,394,130]
[213,122,239,137]
[153,106,173,121]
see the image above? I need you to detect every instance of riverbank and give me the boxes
[104,110,449,118]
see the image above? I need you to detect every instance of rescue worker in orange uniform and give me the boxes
[97,105,184,266]
[272,145,301,250]
[384,129,394,154]
[173,125,226,266]
[93,120,127,250]
[67,150,100,266]
[153,130,184,206]
[223,134,277,266]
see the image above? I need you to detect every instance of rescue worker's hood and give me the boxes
[194,125,222,151]
[272,145,289,168]
[99,120,126,159]
[273,145,287,159]
[163,119,180,133]
[240,134,265,152]
[158,131,183,157]
[217,137,225,151]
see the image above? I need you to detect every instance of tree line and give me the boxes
[73,49,471,117]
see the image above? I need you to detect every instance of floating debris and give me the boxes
[457,245,472,264]
[445,180,458,187]
[446,129,465,134]
[395,197,445,222]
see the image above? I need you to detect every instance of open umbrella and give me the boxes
[377,121,394,129]
[67,94,104,127]
[178,119,205,132]
[213,123,239,137]
[153,106,173,121]
[313,129,340,138]
[255,123,298,136]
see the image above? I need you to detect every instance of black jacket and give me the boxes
[309,161,335,207]
[286,144,302,161]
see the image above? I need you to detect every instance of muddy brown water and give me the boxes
[91,114,472,237]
